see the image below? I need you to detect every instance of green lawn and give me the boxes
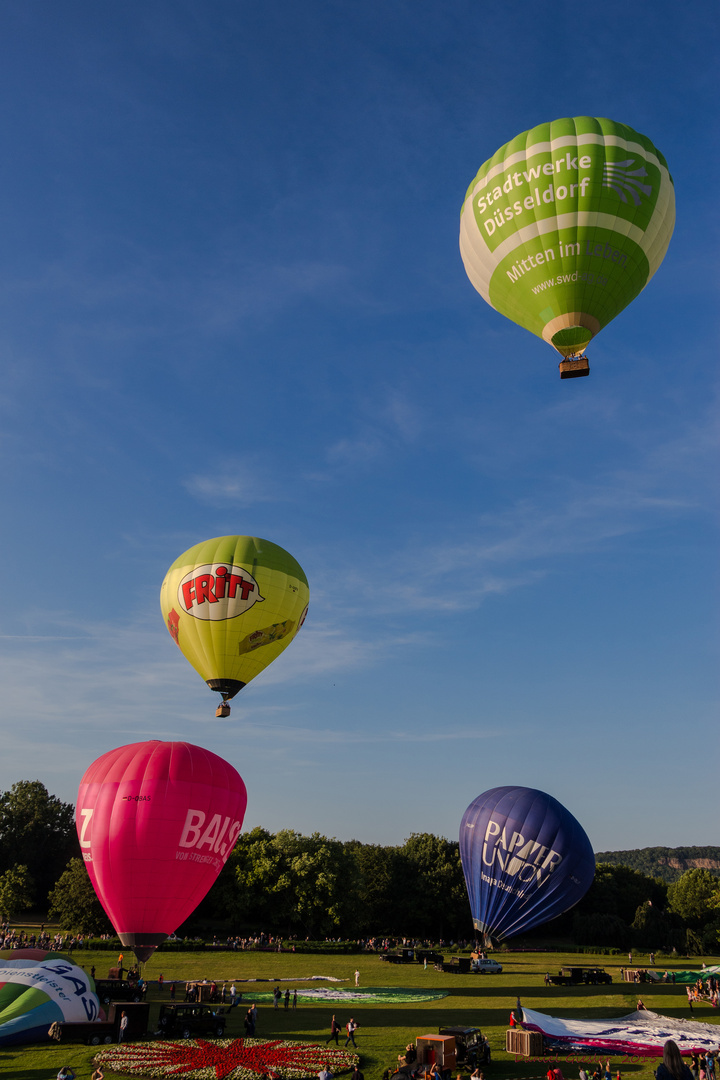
[2,948,718,1079]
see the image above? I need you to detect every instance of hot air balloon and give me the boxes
[77,740,247,963]
[160,535,309,716]
[459,786,595,944]
[0,950,99,1046]
[459,117,675,377]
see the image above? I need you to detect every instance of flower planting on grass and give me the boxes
[93,1037,360,1080]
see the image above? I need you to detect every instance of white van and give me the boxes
[470,957,503,974]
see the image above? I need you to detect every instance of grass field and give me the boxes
[2,947,718,1080]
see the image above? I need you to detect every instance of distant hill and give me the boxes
[595,846,720,883]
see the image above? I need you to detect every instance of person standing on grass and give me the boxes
[345,1017,358,1047]
[351,1067,364,1080]
[354,969,360,987]
[292,989,297,1009]
[118,1010,128,1043]
[319,1065,334,1080]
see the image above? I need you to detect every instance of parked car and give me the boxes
[470,957,503,974]
[438,1026,492,1067]
[157,1003,227,1039]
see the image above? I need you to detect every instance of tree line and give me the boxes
[595,845,720,883]
[1,781,719,953]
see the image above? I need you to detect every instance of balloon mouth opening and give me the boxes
[542,312,600,357]
[551,326,592,357]
[472,921,498,949]
[207,679,246,701]
[119,932,167,964]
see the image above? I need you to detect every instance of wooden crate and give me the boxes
[416,1035,457,1071]
[506,1029,544,1056]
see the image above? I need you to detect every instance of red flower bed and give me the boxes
[94,1037,359,1080]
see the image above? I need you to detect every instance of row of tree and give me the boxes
[1,781,719,952]
[595,845,720,883]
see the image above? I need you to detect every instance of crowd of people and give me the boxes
[0,925,92,952]
[687,976,719,1009]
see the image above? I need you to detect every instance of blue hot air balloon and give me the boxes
[459,786,595,943]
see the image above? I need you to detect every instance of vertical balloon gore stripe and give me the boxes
[77,741,247,964]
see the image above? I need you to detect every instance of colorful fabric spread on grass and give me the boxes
[94,1037,359,1079]
[520,1006,720,1058]
[235,976,345,983]
[243,985,448,1004]
[665,966,720,985]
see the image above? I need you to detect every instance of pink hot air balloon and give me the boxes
[77,741,247,963]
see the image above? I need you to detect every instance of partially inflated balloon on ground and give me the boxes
[459,117,674,368]
[459,786,595,943]
[0,950,99,1046]
[77,741,247,963]
[160,535,309,712]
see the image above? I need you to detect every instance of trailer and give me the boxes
[382,948,417,964]
[547,966,612,986]
[437,957,472,974]
[59,1019,117,1045]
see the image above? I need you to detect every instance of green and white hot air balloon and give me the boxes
[459,117,675,377]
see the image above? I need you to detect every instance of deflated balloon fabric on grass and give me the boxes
[241,986,448,1003]
[93,1037,359,1080]
[520,1005,720,1057]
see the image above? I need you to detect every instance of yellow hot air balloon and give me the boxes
[160,536,309,716]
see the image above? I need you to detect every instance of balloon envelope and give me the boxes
[459,786,595,941]
[77,741,247,962]
[459,116,674,358]
[160,535,309,704]
[0,950,99,1046]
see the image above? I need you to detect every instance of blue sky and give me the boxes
[0,1,717,854]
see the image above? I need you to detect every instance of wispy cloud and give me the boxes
[314,405,718,617]
[313,388,426,475]
[183,455,282,505]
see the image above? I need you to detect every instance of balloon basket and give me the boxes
[559,356,590,378]
[506,1029,544,1056]
[215,703,231,718]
